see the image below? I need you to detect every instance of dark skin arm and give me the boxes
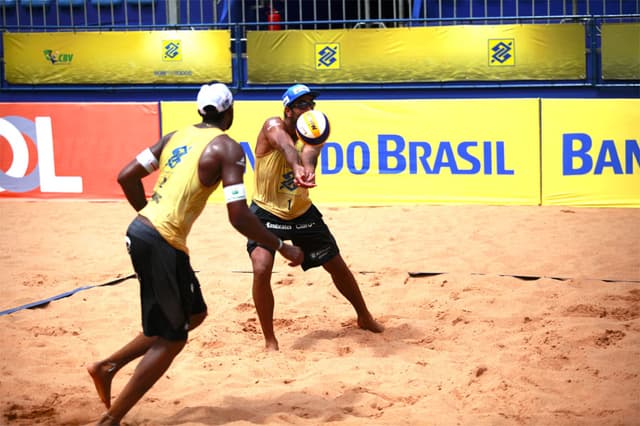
[117,128,302,265]
[116,132,174,212]
[200,134,304,266]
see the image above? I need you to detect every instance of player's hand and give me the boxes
[294,176,317,188]
[293,165,317,188]
[279,242,304,266]
[302,169,316,186]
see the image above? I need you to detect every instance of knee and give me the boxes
[251,249,275,278]
[252,263,273,279]
[189,311,207,331]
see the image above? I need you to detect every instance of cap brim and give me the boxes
[286,90,320,107]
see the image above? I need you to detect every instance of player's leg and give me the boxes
[97,337,187,424]
[87,308,204,411]
[250,246,278,350]
[322,254,384,333]
[188,311,207,331]
[87,333,157,409]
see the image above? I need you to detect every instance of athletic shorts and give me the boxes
[126,217,207,341]
[246,202,339,271]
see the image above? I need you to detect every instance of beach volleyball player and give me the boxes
[246,84,384,351]
[87,83,303,425]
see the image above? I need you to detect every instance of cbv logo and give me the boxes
[43,49,73,65]
[0,116,83,193]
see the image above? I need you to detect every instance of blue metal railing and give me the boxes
[0,1,638,95]
[3,0,640,31]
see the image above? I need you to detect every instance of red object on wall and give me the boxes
[267,8,281,31]
[0,102,160,199]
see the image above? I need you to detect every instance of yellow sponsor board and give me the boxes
[541,99,640,207]
[601,23,640,80]
[161,98,540,205]
[247,24,584,83]
[3,30,231,84]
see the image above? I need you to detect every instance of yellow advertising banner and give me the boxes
[541,99,640,207]
[601,23,640,80]
[161,98,541,205]
[247,24,585,83]
[3,30,231,84]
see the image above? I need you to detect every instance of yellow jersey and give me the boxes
[252,141,312,220]
[140,125,223,254]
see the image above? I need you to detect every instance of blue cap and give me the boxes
[282,84,319,107]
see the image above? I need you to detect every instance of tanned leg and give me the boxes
[99,337,187,424]
[323,254,384,333]
[87,333,156,409]
[88,311,206,410]
[250,247,279,350]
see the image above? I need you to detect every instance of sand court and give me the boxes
[1,200,639,425]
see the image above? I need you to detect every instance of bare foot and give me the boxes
[264,339,279,351]
[87,361,116,409]
[358,315,384,333]
[96,412,119,426]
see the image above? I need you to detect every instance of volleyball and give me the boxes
[296,110,330,145]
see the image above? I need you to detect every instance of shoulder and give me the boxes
[148,130,177,157]
[263,116,286,132]
[204,133,244,162]
[163,130,178,140]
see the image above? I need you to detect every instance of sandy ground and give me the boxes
[0,200,639,425]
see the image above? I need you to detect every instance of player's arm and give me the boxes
[214,137,304,266]
[263,118,313,188]
[298,143,323,187]
[117,131,174,211]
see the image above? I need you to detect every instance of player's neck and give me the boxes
[198,122,219,129]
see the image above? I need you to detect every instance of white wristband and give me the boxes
[223,183,246,203]
[135,148,159,173]
[277,239,284,251]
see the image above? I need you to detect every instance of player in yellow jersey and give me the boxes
[87,83,303,425]
[247,84,384,351]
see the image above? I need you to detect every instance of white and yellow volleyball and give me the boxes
[296,110,330,145]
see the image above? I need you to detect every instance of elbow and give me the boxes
[116,172,126,189]
[228,214,244,233]
[117,168,131,189]
[227,205,250,234]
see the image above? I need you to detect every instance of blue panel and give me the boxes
[19,0,51,6]
[91,0,123,6]
[547,1,569,17]
[602,2,621,14]
[0,0,17,6]
[454,0,472,19]
[58,0,85,6]
[412,0,422,18]
[125,0,165,26]
[180,0,227,25]
[621,1,640,14]
[501,0,517,18]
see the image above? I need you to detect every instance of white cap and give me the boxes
[196,83,233,114]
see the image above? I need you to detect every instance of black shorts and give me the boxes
[126,217,207,341]
[246,202,339,271]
